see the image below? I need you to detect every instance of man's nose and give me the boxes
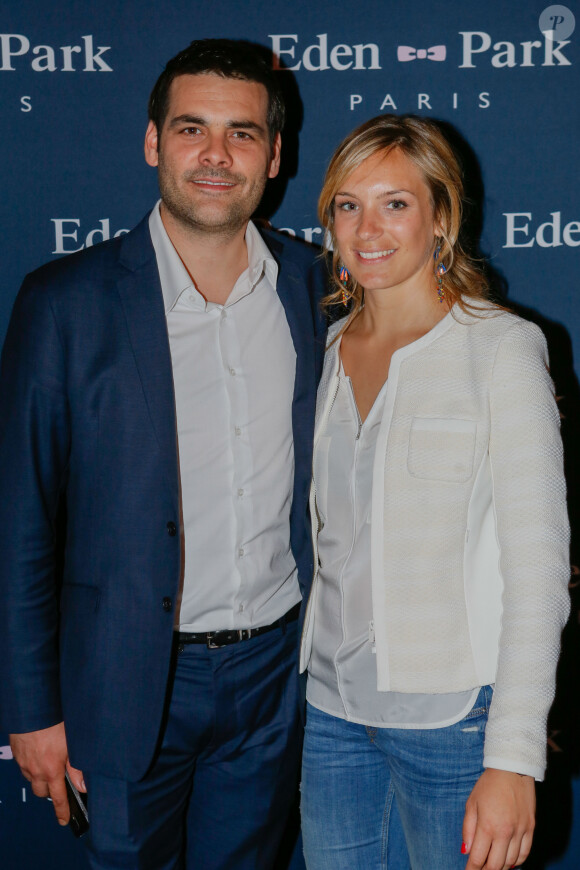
[198,131,233,167]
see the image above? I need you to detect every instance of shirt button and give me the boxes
[237,488,244,497]
[167,521,177,537]
[229,367,236,376]
[235,427,241,436]
[162,597,172,612]
[238,547,245,557]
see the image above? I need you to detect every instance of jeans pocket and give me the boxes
[463,684,493,721]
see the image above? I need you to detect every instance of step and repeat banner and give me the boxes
[0,1,578,867]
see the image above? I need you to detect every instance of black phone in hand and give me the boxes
[65,770,89,838]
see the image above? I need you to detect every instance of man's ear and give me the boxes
[144,121,159,168]
[268,132,282,179]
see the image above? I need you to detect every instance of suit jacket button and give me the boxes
[167,521,177,537]
[162,597,172,612]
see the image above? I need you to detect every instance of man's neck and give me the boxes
[159,203,250,305]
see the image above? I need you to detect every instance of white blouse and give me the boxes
[307,352,478,728]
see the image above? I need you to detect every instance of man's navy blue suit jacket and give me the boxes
[0,213,327,781]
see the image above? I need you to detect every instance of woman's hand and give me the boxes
[462,768,535,869]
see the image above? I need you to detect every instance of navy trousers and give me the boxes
[83,619,302,869]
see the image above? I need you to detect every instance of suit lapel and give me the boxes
[263,232,315,391]
[277,265,314,383]
[116,217,179,495]
[265,235,318,534]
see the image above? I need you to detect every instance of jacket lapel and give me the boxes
[263,233,319,549]
[115,216,179,495]
[261,231,315,394]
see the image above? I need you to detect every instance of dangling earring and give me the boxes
[338,263,350,307]
[433,242,447,304]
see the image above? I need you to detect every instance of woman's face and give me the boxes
[333,147,438,299]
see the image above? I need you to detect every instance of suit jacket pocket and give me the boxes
[407,417,477,483]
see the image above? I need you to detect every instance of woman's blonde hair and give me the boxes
[318,114,492,322]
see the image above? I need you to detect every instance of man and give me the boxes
[0,39,326,869]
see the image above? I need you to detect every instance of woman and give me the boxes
[300,115,570,870]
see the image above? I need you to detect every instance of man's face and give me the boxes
[144,73,281,237]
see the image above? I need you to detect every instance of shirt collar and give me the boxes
[148,200,278,314]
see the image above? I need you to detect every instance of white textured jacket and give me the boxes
[300,305,570,779]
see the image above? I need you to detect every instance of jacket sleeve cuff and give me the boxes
[483,754,545,782]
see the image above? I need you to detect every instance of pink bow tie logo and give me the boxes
[397,45,446,62]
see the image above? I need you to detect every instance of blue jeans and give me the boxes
[301,686,493,870]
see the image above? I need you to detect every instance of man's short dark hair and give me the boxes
[148,39,285,143]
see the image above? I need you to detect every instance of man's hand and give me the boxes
[462,768,535,869]
[10,722,85,826]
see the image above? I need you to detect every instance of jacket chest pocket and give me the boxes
[407,417,477,483]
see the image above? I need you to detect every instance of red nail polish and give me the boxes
[461,843,468,854]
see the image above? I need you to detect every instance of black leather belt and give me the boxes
[176,602,301,650]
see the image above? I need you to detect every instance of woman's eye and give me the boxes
[336,201,357,212]
[387,199,407,210]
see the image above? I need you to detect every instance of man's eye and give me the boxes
[182,127,201,135]
[232,131,252,140]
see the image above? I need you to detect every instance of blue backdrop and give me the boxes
[0,1,578,867]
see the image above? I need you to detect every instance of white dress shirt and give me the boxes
[149,202,300,631]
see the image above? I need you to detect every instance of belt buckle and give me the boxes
[206,633,225,650]
[238,629,252,641]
